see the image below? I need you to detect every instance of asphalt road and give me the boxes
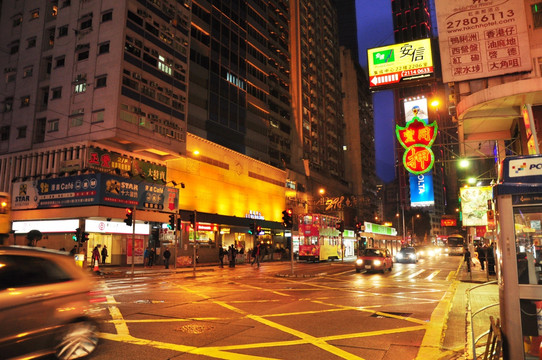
[90,254,462,360]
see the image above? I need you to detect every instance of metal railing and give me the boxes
[466,280,501,359]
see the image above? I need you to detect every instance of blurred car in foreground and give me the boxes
[355,248,393,273]
[0,246,105,360]
[395,247,418,263]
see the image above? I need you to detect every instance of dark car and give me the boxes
[0,246,105,360]
[395,247,418,263]
[355,248,393,273]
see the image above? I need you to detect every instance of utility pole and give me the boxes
[131,206,136,277]
[192,210,197,274]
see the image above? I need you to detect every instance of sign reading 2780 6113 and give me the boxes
[367,38,434,90]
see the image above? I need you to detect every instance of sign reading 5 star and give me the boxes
[396,116,438,174]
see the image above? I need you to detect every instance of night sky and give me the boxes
[356,0,396,183]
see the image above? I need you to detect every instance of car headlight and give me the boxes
[373,260,382,266]
[408,254,415,259]
[356,259,363,265]
[418,251,424,256]
[396,254,403,259]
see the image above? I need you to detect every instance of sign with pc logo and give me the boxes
[504,155,542,182]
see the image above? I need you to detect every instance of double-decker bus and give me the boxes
[298,213,341,262]
[445,234,465,256]
[0,192,11,243]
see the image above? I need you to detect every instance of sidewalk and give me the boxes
[439,262,499,360]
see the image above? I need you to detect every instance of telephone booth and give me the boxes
[495,155,542,359]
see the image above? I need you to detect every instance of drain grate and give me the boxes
[176,324,213,334]
[370,312,412,318]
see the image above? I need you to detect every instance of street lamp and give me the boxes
[411,214,420,245]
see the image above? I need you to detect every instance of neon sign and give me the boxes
[396,115,438,175]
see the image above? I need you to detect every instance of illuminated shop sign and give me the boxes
[397,98,438,175]
[367,38,434,89]
[460,186,493,226]
[441,218,458,227]
[11,173,179,212]
[409,172,435,207]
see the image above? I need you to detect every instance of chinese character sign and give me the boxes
[396,116,438,174]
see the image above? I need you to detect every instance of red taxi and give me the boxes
[355,248,393,273]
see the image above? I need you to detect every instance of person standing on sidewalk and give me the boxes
[163,247,171,269]
[101,245,108,264]
[476,245,486,271]
[251,242,261,268]
[219,247,226,268]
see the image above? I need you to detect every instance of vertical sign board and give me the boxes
[404,97,429,124]
[434,0,532,83]
[460,186,493,226]
[410,172,435,207]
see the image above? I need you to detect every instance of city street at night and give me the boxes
[91,255,464,360]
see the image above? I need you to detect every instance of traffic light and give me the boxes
[72,227,81,242]
[189,212,195,228]
[124,208,133,226]
[168,214,175,229]
[355,222,363,234]
[248,223,256,235]
[335,221,344,233]
[256,225,262,235]
[82,232,89,242]
[282,209,293,228]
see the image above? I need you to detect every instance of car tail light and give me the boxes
[88,290,107,304]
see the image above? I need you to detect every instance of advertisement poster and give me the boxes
[410,172,435,207]
[460,186,493,226]
[435,0,531,82]
[126,237,144,264]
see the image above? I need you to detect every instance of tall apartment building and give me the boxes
[389,0,456,239]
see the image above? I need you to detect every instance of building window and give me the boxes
[77,50,89,61]
[12,14,22,27]
[10,42,19,55]
[69,109,84,127]
[79,14,93,30]
[17,126,27,139]
[533,3,542,28]
[51,87,62,99]
[55,56,65,68]
[3,97,13,112]
[23,66,33,78]
[30,9,40,20]
[48,119,59,132]
[6,72,16,83]
[27,37,37,48]
[74,74,87,94]
[0,126,9,141]
[98,41,110,55]
[61,0,71,9]
[95,75,107,88]
[158,55,172,75]
[101,10,113,22]
[92,109,105,123]
[58,25,68,37]
[20,96,30,108]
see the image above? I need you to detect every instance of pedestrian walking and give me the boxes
[163,247,171,269]
[228,244,237,268]
[148,248,155,267]
[92,245,101,271]
[69,245,77,256]
[101,245,108,264]
[144,247,150,268]
[251,242,261,268]
[464,247,471,273]
[476,245,486,271]
[219,247,226,268]
[487,243,496,275]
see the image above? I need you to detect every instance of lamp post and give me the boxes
[411,214,420,245]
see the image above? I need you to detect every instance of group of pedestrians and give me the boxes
[143,246,156,268]
[464,243,495,275]
[218,243,264,268]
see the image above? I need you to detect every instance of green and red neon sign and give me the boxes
[396,116,438,174]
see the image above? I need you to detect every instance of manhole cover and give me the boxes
[176,324,213,334]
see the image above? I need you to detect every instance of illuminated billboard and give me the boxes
[435,0,531,83]
[460,186,493,226]
[367,38,434,89]
[410,172,435,207]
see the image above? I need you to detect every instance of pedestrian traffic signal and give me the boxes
[256,225,262,234]
[249,223,256,235]
[124,208,133,226]
[73,228,82,242]
[335,221,344,233]
[282,209,293,228]
[82,232,89,242]
[168,214,175,229]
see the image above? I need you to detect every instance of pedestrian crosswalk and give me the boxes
[388,268,454,281]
